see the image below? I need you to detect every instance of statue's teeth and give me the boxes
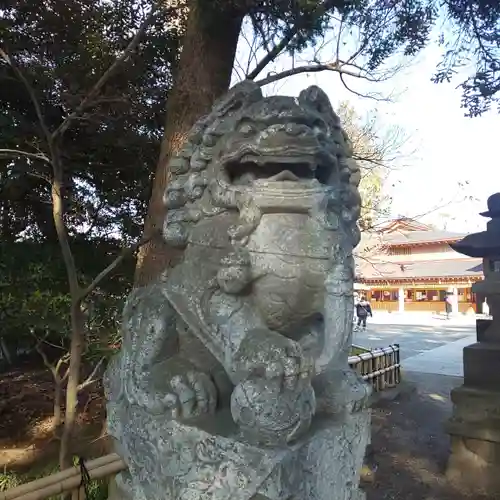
[269,170,301,182]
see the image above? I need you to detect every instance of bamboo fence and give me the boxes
[2,345,401,499]
[348,344,401,391]
[0,454,125,500]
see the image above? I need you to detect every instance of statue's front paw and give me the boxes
[264,340,314,391]
[234,328,314,390]
[165,370,218,419]
[136,369,217,418]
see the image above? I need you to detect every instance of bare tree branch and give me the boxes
[33,338,70,378]
[0,48,54,157]
[247,28,299,79]
[0,148,51,163]
[247,0,347,81]
[78,233,157,303]
[77,356,106,392]
[254,60,386,87]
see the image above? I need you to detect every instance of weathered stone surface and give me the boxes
[463,342,500,389]
[105,81,370,499]
[109,407,370,500]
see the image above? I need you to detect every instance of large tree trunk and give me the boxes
[134,1,244,286]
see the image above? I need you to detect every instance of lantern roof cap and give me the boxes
[480,192,500,218]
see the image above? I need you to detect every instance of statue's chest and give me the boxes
[245,213,333,260]
[245,213,335,332]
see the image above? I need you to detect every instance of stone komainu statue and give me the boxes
[105,81,371,500]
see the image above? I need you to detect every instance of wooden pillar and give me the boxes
[398,286,405,313]
[452,286,459,314]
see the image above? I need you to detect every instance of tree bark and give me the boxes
[58,303,86,471]
[53,378,63,429]
[134,0,244,286]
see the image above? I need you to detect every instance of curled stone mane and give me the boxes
[162,81,263,249]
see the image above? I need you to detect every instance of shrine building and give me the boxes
[355,218,484,314]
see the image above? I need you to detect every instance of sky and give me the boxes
[232,21,499,234]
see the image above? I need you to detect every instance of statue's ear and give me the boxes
[298,85,340,128]
[212,79,263,117]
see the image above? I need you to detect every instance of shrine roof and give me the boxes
[357,257,483,281]
[382,230,467,246]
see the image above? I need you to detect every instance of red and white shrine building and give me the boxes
[355,218,484,314]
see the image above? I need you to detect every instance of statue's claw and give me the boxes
[131,368,217,419]
[234,328,314,390]
[168,370,218,418]
[265,344,314,391]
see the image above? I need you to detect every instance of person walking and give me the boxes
[355,296,373,331]
[353,292,359,324]
[445,294,453,319]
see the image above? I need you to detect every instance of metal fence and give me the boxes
[348,344,401,391]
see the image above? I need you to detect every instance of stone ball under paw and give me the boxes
[231,378,316,446]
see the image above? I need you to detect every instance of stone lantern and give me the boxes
[446,192,500,493]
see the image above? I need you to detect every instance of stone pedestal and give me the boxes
[446,383,500,492]
[445,318,500,494]
[108,404,370,500]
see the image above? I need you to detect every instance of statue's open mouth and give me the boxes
[223,155,333,187]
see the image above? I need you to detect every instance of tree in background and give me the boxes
[336,101,408,231]
[434,0,500,117]
[0,0,186,471]
[0,0,183,245]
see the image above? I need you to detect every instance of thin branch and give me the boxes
[34,338,70,379]
[40,338,67,351]
[77,356,105,392]
[339,73,385,102]
[25,170,52,183]
[249,13,271,54]
[255,60,384,87]
[335,17,344,62]
[0,148,51,163]
[78,233,157,303]
[0,48,54,154]
[247,27,299,79]
[35,342,56,376]
[247,0,341,81]
[51,5,159,142]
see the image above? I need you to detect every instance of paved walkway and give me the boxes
[402,334,476,377]
[354,323,475,360]
[369,311,482,327]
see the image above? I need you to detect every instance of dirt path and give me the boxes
[0,363,106,472]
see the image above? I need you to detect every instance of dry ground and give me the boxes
[0,361,107,473]
[362,371,498,500]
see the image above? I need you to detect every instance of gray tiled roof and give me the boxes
[357,258,483,281]
[382,230,467,245]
